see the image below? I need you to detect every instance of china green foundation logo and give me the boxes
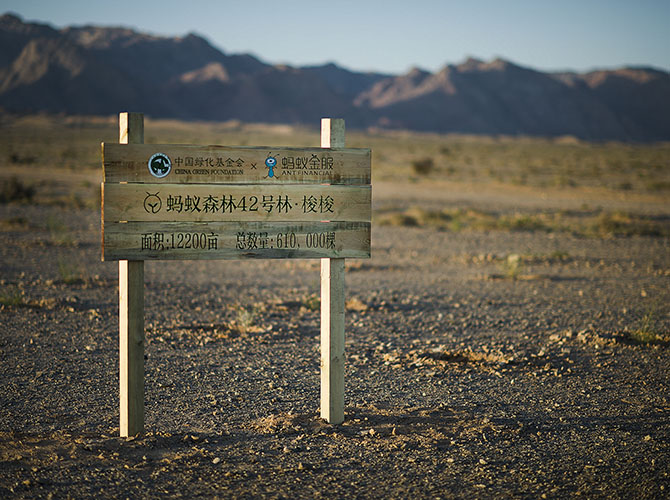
[148,152,172,178]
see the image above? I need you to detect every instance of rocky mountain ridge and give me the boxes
[1,13,669,141]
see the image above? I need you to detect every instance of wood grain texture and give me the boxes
[119,259,144,436]
[102,143,370,185]
[103,221,370,261]
[102,183,371,223]
[117,112,145,437]
[321,118,345,148]
[320,118,346,425]
[320,256,345,424]
[119,112,144,145]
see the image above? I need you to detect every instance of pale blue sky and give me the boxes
[2,0,668,74]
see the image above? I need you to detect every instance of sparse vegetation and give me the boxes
[301,294,320,312]
[627,307,668,345]
[47,217,75,246]
[377,207,557,233]
[499,254,523,280]
[0,216,31,231]
[0,285,25,307]
[234,306,256,333]
[57,259,85,284]
[646,180,670,191]
[2,115,668,195]
[346,296,369,312]
[8,152,37,165]
[377,206,670,238]
[548,250,571,261]
[0,176,35,203]
[410,156,434,176]
[230,304,267,335]
[589,212,663,238]
[46,216,67,234]
[1,115,669,500]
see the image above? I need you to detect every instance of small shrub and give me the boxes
[58,260,85,284]
[346,297,368,312]
[47,217,74,246]
[628,329,661,344]
[231,304,266,335]
[447,213,465,232]
[302,294,320,312]
[553,175,577,188]
[646,180,670,191]
[0,216,30,231]
[549,250,570,262]
[591,212,662,238]
[628,308,668,345]
[8,153,36,165]
[0,286,25,306]
[498,214,548,232]
[499,254,523,280]
[46,216,67,233]
[235,307,256,333]
[0,177,35,203]
[411,157,434,176]
[378,212,420,227]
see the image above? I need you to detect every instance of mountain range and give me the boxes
[2,13,669,141]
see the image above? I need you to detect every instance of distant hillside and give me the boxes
[1,13,669,141]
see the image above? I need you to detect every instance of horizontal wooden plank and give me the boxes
[102,143,371,185]
[102,221,370,261]
[102,184,370,223]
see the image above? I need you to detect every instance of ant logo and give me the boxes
[265,153,278,179]
[148,152,172,178]
[143,192,162,214]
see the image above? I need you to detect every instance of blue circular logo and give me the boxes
[265,156,277,168]
[148,152,172,178]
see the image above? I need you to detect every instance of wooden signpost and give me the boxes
[102,113,371,436]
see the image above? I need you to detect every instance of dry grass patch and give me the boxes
[300,294,320,312]
[625,307,670,346]
[0,285,25,307]
[346,297,368,312]
[229,303,268,335]
[377,206,670,238]
[0,216,32,231]
[57,260,85,284]
[376,207,554,233]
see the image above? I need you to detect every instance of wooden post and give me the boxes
[320,118,346,424]
[118,112,145,436]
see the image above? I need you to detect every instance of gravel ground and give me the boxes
[1,180,669,498]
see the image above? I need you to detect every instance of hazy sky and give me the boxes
[2,0,668,74]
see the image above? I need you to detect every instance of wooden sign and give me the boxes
[103,221,370,260]
[102,184,371,222]
[101,144,371,261]
[106,114,366,437]
[102,144,371,184]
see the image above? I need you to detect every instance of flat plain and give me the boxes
[1,115,669,498]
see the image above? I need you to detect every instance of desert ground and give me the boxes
[1,115,669,498]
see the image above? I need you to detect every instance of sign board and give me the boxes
[101,144,372,261]
[105,114,365,436]
[102,144,371,184]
